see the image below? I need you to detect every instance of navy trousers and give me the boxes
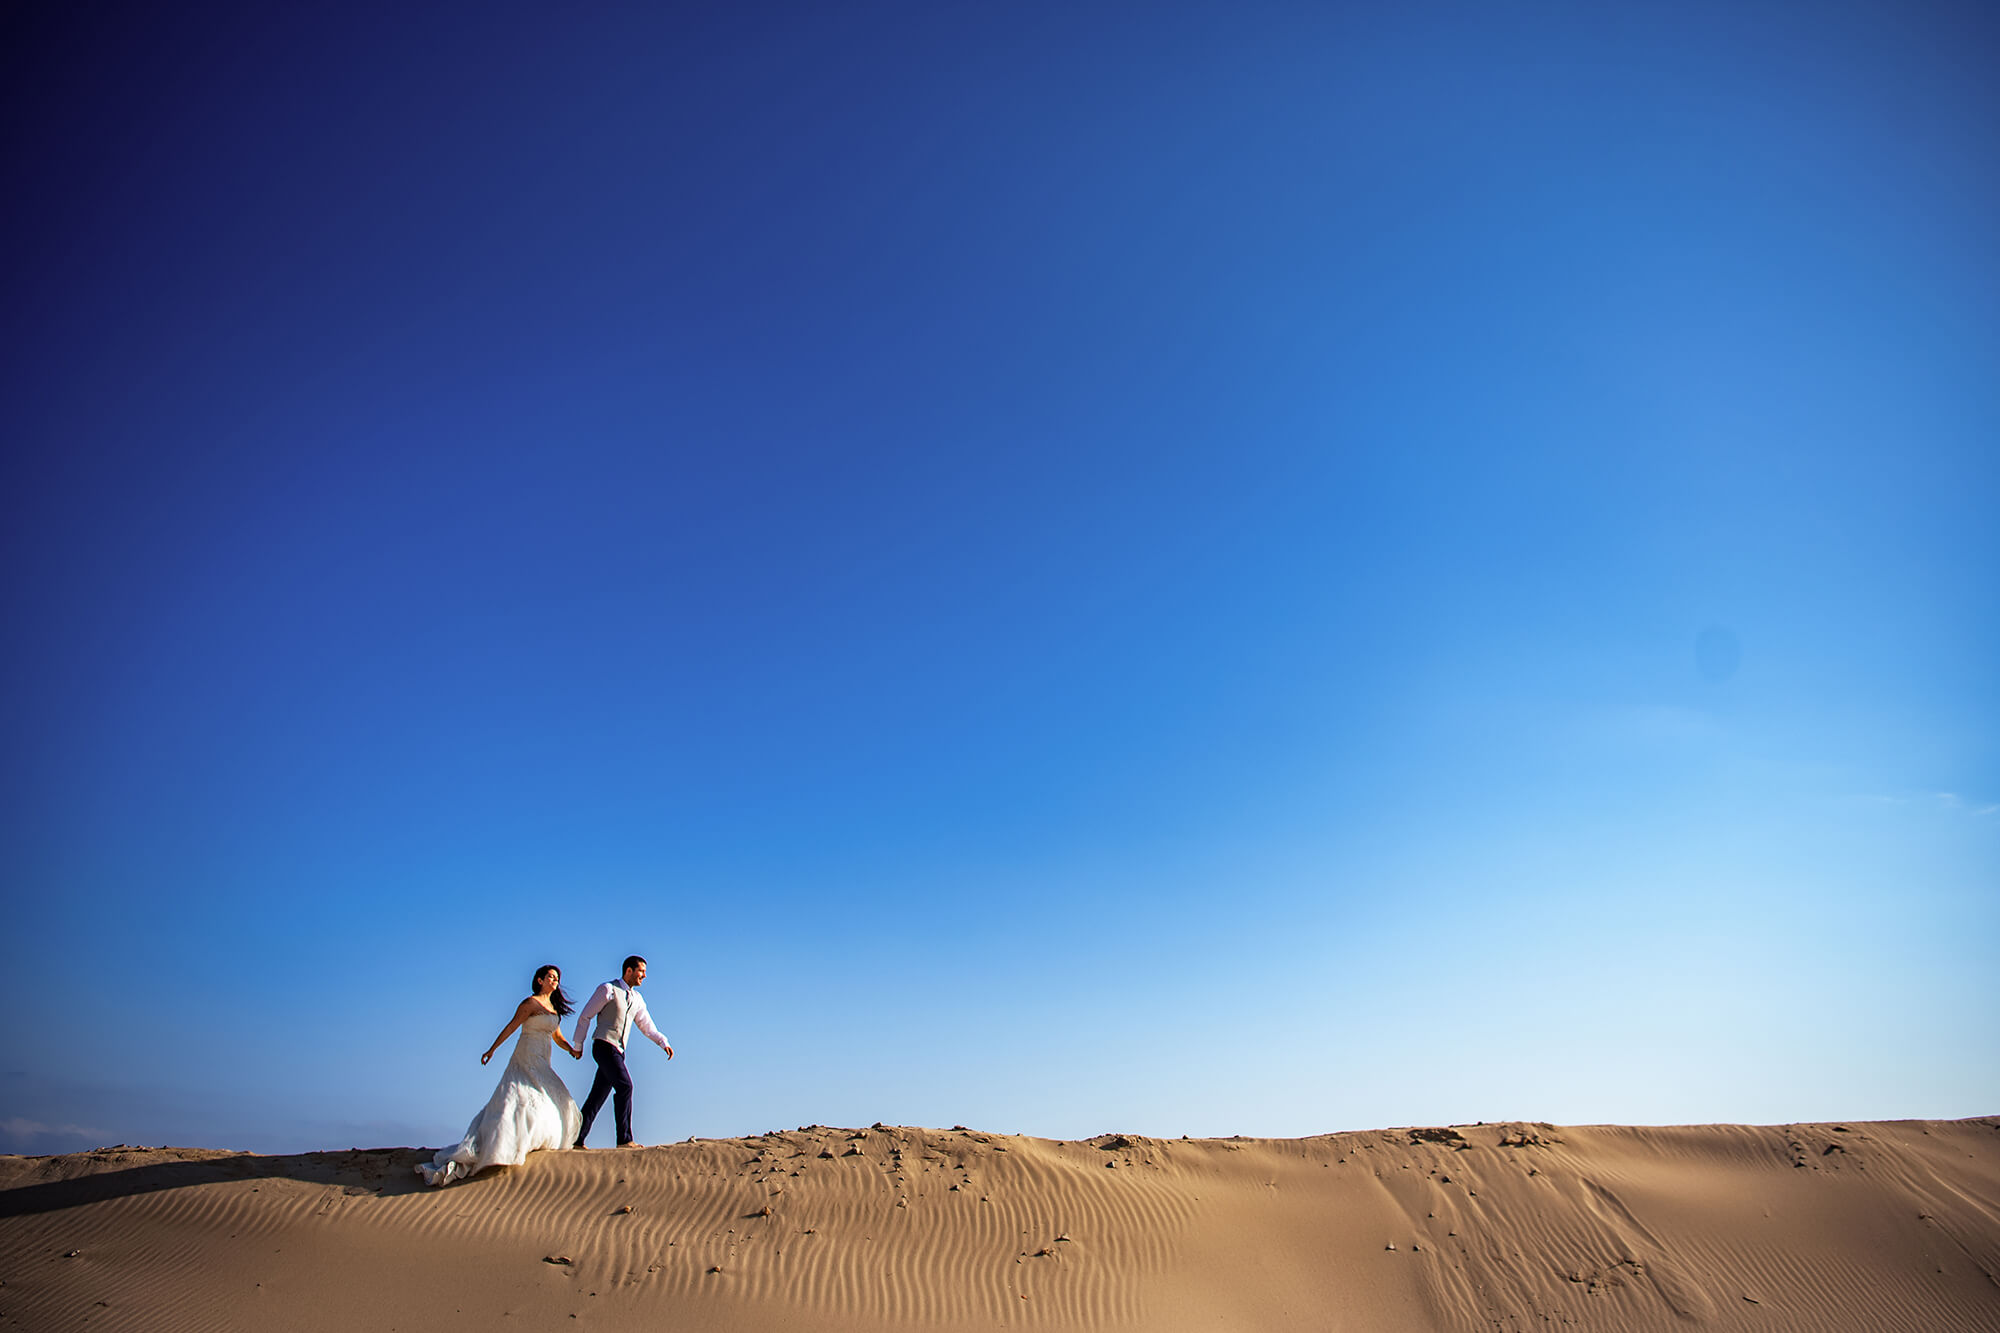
[577,1039,634,1145]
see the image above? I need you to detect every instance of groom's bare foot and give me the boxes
[618,1141,645,1149]
[571,1141,588,1150]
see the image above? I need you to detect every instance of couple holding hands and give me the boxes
[418,955,675,1187]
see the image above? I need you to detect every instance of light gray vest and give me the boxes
[590,982,637,1052]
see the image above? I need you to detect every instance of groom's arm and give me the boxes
[572,982,614,1052]
[632,995,674,1058]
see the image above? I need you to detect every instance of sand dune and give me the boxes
[3,1117,1996,1331]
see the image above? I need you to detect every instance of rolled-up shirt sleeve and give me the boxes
[573,982,614,1052]
[633,995,671,1051]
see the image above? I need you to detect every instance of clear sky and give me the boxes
[3,0,1994,1156]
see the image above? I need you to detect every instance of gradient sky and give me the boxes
[3,1,1994,1157]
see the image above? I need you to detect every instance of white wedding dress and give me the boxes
[418,1011,581,1186]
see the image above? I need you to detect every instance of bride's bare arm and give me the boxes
[545,1008,580,1057]
[481,998,539,1065]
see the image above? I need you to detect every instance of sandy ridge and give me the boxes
[3,1118,1997,1331]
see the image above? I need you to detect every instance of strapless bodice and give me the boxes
[508,1012,561,1069]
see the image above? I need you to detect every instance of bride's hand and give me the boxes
[481,1051,493,1065]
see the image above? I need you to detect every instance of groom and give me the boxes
[571,954,674,1149]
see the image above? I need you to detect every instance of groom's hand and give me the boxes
[663,1044,675,1059]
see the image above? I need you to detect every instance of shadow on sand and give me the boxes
[0,1147,463,1218]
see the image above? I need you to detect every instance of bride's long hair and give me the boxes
[534,965,575,1019]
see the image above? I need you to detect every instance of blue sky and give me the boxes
[3,0,1994,1155]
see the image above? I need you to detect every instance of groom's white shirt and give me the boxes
[573,981,671,1055]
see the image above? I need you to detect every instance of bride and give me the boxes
[418,965,584,1186]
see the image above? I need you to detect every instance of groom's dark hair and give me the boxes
[622,955,647,974]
